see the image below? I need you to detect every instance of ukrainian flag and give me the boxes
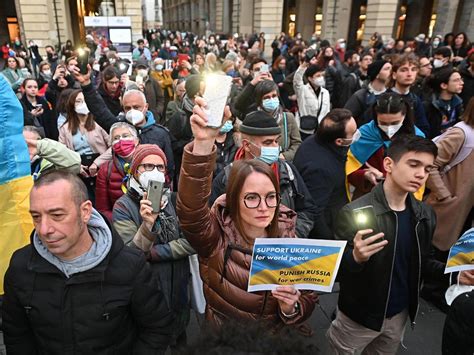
[346,120,426,201]
[0,76,33,294]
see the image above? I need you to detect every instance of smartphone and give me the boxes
[147,180,164,213]
[203,74,233,128]
[135,75,143,86]
[352,205,383,242]
[77,49,89,75]
[305,49,316,62]
[259,64,269,73]
[35,104,43,109]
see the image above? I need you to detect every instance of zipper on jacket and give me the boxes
[383,212,398,319]
[412,220,422,330]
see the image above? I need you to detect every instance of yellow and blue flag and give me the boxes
[346,120,426,200]
[0,76,34,294]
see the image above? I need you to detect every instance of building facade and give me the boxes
[0,0,143,55]
[142,0,163,29]
[162,0,473,54]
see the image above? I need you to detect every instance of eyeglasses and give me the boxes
[243,192,281,209]
[138,163,166,172]
[107,80,120,86]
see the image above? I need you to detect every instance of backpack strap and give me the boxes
[435,122,474,174]
[282,112,289,151]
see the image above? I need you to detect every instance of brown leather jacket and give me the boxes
[177,142,318,328]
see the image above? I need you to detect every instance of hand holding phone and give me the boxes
[147,179,165,213]
[77,48,89,75]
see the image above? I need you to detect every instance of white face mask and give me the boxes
[93,63,101,72]
[137,69,148,77]
[42,69,52,76]
[311,77,325,87]
[379,122,403,138]
[341,129,361,146]
[138,169,165,189]
[75,102,90,116]
[126,109,145,126]
[433,59,444,69]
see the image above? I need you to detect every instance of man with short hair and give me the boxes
[326,135,445,354]
[132,39,152,61]
[210,111,316,238]
[388,53,430,136]
[432,46,453,72]
[2,170,173,354]
[338,53,373,108]
[344,59,392,126]
[293,109,359,238]
[412,56,432,100]
[73,69,174,177]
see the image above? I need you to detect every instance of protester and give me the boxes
[213,114,238,179]
[424,67,464,138]
[338,53,373,108]
[293,62,331,139]
[2,170,173,354]
[132,58,165,121]
[387,53,430,136]
[327,135,444,354]
[347,92,426,200]
[176,99,318,328]
[344,59,392,126]
[0,56,27,94]
[132,39,152,61]
[96,122,139,221]
[254,80,302,160]
[294,109,359,239]
[451,32,471,65]
[211,110,316,238]
[21,78,58,140]
[432,47,453,72]
[98,66,123,116]
[411,55,433,100]
[113,144,194,351]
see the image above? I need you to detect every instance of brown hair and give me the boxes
[463,97,474,128]
[389,53,420,87]
[272,55,286,71]
[226,160,280,243]
[64,89,95,134]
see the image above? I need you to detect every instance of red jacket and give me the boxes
[96,157,126,221]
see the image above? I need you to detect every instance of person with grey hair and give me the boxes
[23,125,81,180]
[96,122,140,221]
[2,169,173,354]
[72,68,175,178]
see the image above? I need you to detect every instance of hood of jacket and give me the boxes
[141,110,156,129]
[33,209,113,278]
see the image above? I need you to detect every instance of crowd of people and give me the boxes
[0,27,473,354]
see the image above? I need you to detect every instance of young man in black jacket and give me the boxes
[293,108,359,239]
[327,135,445,354]
[2,170,173,354]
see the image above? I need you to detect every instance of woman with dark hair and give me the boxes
[98,66,123,116]
[58,89,111,203]
[55,88,75,128]
[346,92,426,200]
[451,32,471,64]
[36,61,52,94]
[0,56,26,94]
[271,55,291,109]
[443,33,455,47]
[177,100,317,328]
[316,46,341,102]
[424,67,464,138]
[20,78,57,140]
[254,80,301,161]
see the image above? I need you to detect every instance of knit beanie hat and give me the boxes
[130,144,168,174]
[367,60,388,82]
[239,111,281,136]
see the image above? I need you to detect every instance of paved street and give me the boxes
[186,285,446,354]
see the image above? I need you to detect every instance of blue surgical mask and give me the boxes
[262,97,280,112]
[227,69,236,77]
[219,120,233,134]
[258,146,280,164]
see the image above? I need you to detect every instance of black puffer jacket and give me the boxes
[334,183,444,331]
[2,230,173,355]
